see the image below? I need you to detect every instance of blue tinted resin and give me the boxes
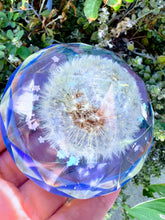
[0,43,154,199]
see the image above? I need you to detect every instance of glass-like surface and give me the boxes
[0,43,154,199]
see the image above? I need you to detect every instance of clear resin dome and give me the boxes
[0,43,154,199]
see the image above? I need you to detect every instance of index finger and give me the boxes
[49,190,120,220]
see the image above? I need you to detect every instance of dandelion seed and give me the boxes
[52,56,60,62]
[26,115,39,131]
[57,150,66,159]
[67,156,79,166]
[32,85,40,92]
[33,94,39,101]
[28,121,39,130]
[38,136,45,143]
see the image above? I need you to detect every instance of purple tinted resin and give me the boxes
[0,43,153,199]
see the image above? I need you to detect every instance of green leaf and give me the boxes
[21,0,26,8]
[153,8,160,15]
[41,10,51,18]
[143,188,155,198]
[127,41,134,51]
[0,59,5,71]
[2,21,9,28]
[11,21,16,28]
[17,30,24,40]
[106,0,118,5]
[105,0,122,10]
[84,0,102,22]
[8,12,13,21]
[41,33,46,43]
[83,22,89,29]
[157,56,165,65]
[0,45,6,50]
[5,42,12,50]
[77,17,85,25]
[0,50,5,59]
[147,184,165,197]
[91,31,98,41]
[17,46,31,60]
[9,46,17,55]
[47,28,53,37]
[155,119,165,129]
[13,13,20,21]
[0,11,7,20]
[7,30,14,40]
[124,0,134,2]
[125,198,165,220]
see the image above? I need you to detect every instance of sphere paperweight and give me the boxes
[0,43,154,199]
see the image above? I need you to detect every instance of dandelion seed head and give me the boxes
[37,54,143,163]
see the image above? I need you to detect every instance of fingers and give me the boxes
[0,178,31,220]
[20,180,68,220]
[0,121,28,187]
[0,150,27,187]
[0,126,69,220]
[49,190,120,220]
[0,117,119,220]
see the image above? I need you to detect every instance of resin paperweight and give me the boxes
[0,43,154,199]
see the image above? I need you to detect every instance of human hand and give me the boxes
[0,128,119,220]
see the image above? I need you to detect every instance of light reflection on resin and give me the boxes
[0,43,154,199]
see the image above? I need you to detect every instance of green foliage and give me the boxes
[17,46,31,60]
[0,50,4,59]
[154,120,165,142]
[84,0,136,21]
[125,198,165,220]
[0,8,33,94]
[143,184,165,198]
[106,0,122,11]
[84,0,102,22]
[125,0,134,2]
[124,184,165,220]
[157,56,165,66]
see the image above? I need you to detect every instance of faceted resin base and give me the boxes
[0,43,154,199]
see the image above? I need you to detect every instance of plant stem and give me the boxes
[27,3,49,36]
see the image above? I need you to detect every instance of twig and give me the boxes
[53,39,62,43]
[27,3,42,22]
[12,8,32,12]
[120,0,138,21]
[132,50,155,60]
[130,35,147,40]
[5,57,17,69]
[27,3,49,36]
[133,40,146,49]
[133,6,164,24]
[39,0,46,14]
[155,30,165,40]
[46,15,62,27]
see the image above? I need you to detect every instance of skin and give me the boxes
[0,127,119,220]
